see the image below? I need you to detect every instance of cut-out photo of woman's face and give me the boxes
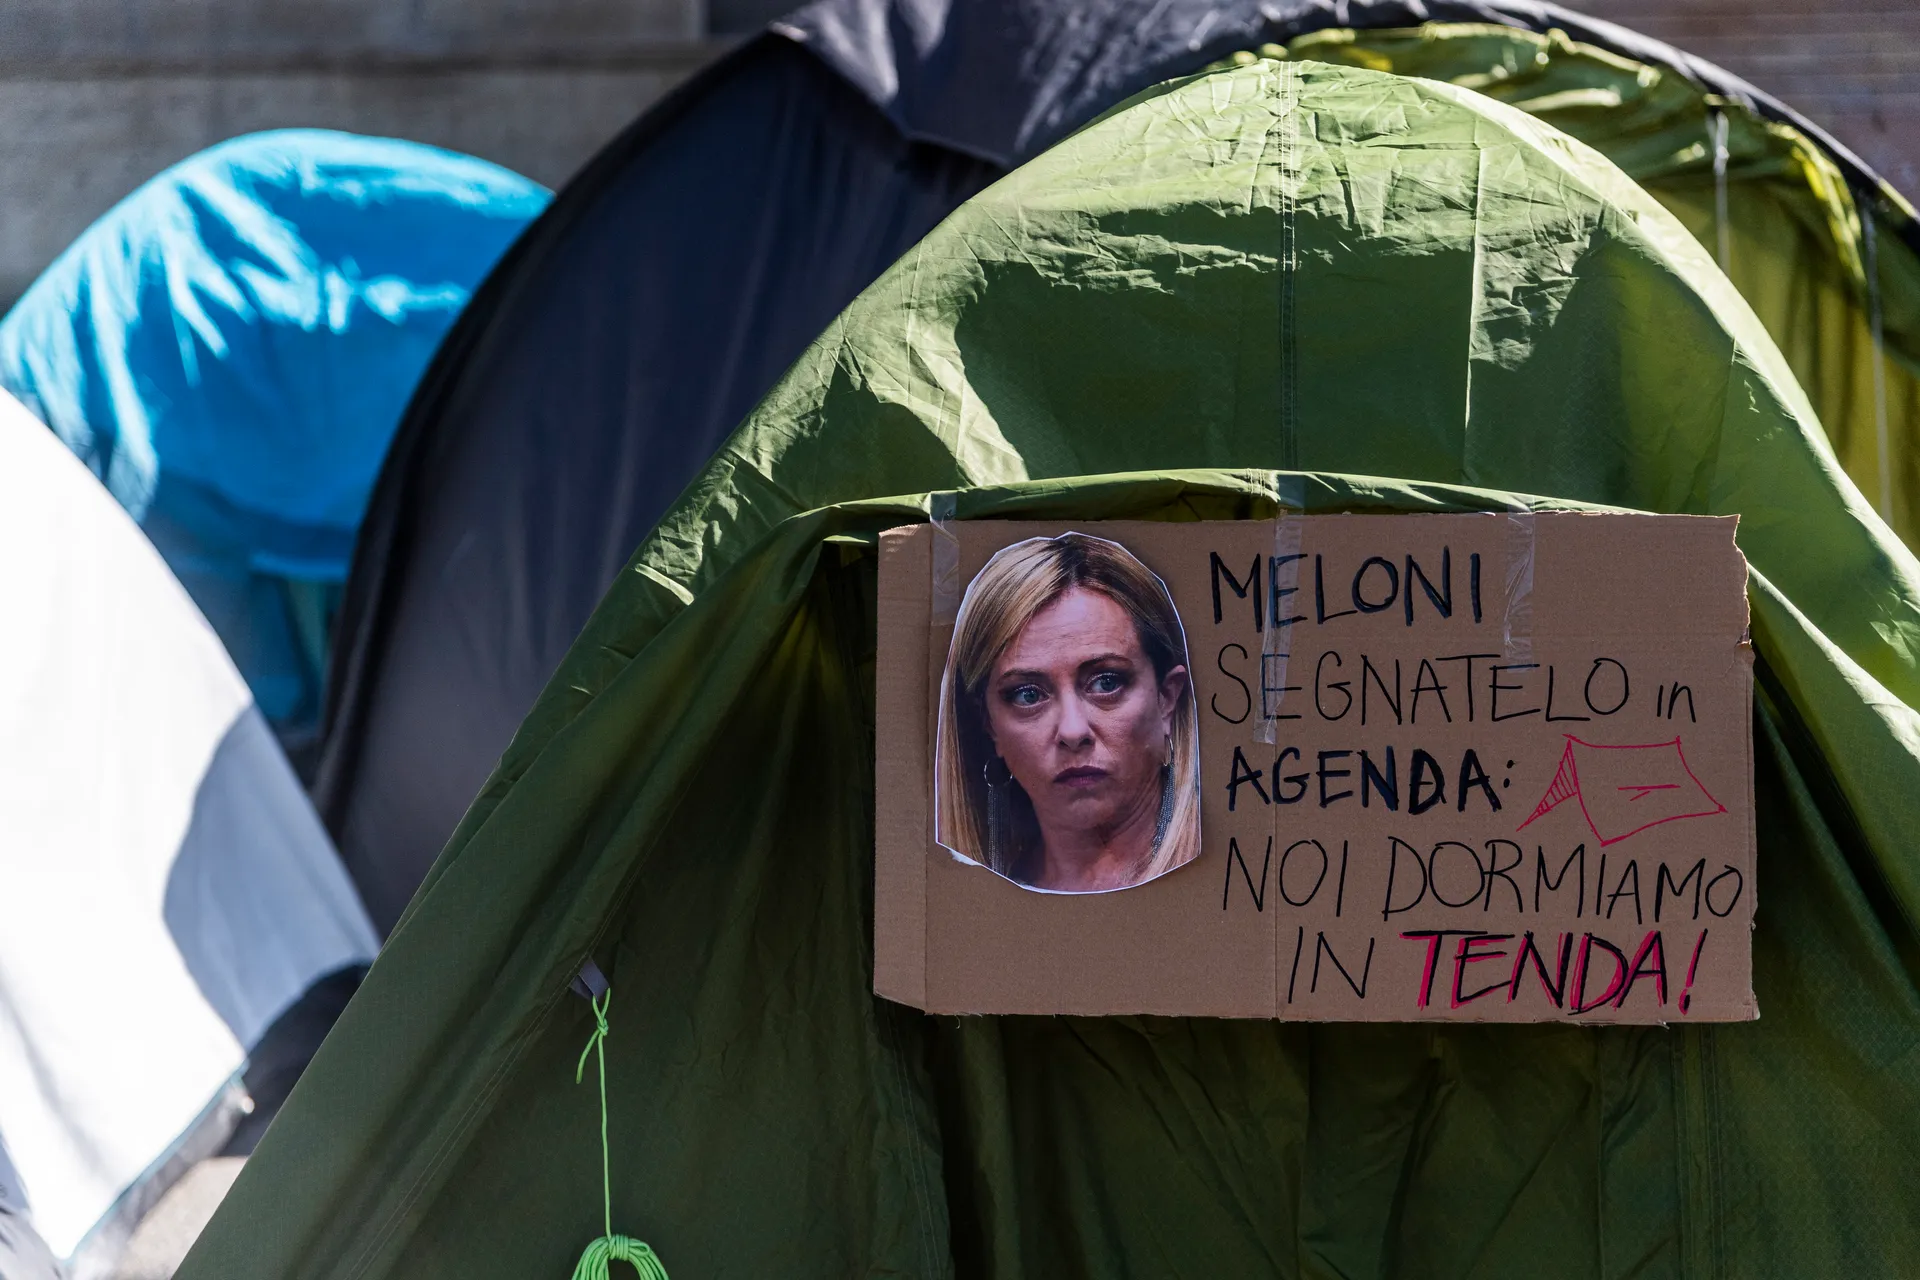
[935,534,1202,894]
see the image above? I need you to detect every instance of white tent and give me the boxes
[0,389,378,1274]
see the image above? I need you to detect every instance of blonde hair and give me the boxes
[935,533,1201,886]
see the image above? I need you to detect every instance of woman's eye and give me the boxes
[1088,671,1127,696]
[1005,685,1046,708]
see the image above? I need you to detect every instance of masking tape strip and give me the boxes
[1255,475,1307,745]
[930,490,960,626]
[1503,508,1536,663]
[1256,514,1303,745]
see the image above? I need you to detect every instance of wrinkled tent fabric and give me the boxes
[182,63,1920,1279]
[0,389,379,1271]
[1252,22,1920,543]
[314,0,1920,940]
[0,130,549,758]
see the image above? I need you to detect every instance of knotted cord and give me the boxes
[569,990,669,1280]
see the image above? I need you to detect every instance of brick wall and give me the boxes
[1567,0,1920,199]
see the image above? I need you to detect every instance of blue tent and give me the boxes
[0,129,549,760]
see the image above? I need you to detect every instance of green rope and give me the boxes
[570,991,669,1280]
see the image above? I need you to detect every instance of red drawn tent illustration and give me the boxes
[1518,736,1726,846]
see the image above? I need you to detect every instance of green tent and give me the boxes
[1252,22,1920,548]
[181,60,1920,1278]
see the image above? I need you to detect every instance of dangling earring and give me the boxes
[1153,733,1175,853]
[983,756,1012,870]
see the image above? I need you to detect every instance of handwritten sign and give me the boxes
[874,515,1755,1022]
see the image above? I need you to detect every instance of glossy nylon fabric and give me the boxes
[181,64,1920,1278]
[0,130,548,750]
[317,0,1920,942]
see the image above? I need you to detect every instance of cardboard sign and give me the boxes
[875,515,1756,1022]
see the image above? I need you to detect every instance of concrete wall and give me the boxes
[1,1,1915,307]
[0,0,741,305]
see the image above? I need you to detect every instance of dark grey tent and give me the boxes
[317,0,1920,933]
